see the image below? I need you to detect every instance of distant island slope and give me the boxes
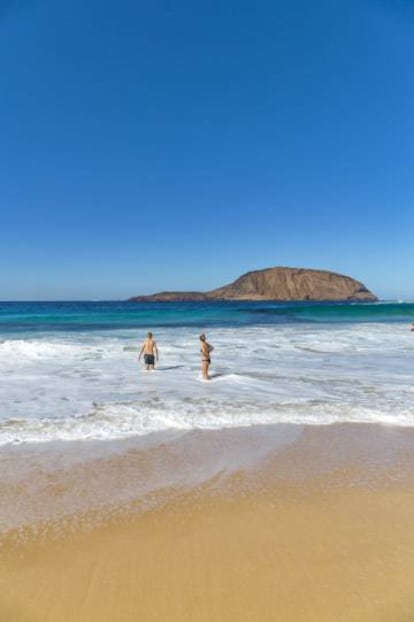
[129,267,377,302]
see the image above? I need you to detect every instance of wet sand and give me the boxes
[2,423,414,621]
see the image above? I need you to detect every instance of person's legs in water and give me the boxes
[144,354,155,371]
[202,358,210,380]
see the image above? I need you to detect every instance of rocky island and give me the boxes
[129,267,377,302]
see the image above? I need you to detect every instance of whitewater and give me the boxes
[1,300,414,445]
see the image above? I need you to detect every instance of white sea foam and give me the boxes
[1,323,414,445]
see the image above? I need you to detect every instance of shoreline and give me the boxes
[2,422,414,620]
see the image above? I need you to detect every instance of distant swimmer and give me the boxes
[138,332,159,370]
[199,333,214,380]
[411,323,414,332]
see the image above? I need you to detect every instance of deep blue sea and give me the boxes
[1,300,414,445]
[1,299,414,333]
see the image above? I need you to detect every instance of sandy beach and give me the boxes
[2,0,413,616]
[2,423,414,622]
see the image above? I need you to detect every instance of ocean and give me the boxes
[1,299,414,446]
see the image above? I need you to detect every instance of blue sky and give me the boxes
[1,0,413,300]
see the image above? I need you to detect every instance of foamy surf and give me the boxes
[1,321,414,445]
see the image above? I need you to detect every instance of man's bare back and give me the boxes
[138,332,159,370]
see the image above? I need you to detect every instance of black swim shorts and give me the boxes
[144,354,155,365]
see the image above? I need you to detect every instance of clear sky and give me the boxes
[1,0,413,300]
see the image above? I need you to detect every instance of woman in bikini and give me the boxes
[199,334,214,380]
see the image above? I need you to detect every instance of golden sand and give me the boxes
[2,425,414,622]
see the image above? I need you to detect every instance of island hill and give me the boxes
[129,267,377,302]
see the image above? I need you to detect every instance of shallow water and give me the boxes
[1,301,414,444]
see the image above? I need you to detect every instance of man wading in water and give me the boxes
[138,332,159,370]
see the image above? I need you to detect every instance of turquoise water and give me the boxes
[3,300,414,534]
[1,300,414,335]
[1,299,414,445]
